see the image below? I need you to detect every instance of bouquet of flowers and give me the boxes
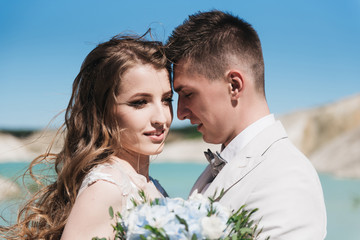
[93,190,268,240]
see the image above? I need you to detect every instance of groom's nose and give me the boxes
[177,98,189,120]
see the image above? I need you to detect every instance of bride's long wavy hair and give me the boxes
[0,31,170,240]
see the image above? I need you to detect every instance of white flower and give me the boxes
[212,202,232,222]
[188,189,204,201]
[145,205,174,229]
[201,215,228,239]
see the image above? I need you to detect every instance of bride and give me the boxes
[1,31,172,240]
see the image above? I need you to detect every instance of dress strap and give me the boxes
[149,176,169,197]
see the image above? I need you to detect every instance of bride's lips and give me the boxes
[144,130,165,142]
[196,123,203,131]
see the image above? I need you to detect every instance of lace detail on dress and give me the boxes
[78,164,117,196]
[77,159,163,213]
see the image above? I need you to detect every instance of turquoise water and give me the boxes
[1,161,360,239]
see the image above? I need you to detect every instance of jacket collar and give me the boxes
[220,114,275,162]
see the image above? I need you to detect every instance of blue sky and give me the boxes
[1,0,359,129]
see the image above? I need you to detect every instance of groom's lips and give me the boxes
[190,119,203,132]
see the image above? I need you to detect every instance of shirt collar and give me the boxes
[220,114,275,162]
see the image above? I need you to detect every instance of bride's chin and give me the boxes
[149,144,165,155]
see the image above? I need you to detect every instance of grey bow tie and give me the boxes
[204,149,227,178]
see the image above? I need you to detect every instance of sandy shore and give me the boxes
[0,176,21,201]
[0,134,35,162]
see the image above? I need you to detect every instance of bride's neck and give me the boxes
[116,149,150,180]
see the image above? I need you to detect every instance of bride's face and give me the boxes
[115,64,173,156]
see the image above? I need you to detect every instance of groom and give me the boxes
[167,10,327,239]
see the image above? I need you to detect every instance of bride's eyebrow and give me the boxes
[127,90,173,99]
[163,90,173,97]
[129,93,152,98]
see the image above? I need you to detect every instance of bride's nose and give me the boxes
[151,103,168,126]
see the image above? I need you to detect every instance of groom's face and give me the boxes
[173,60,235,145]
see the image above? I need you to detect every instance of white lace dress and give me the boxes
[77,156,164,213]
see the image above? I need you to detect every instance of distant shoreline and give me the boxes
[1,93,360,178]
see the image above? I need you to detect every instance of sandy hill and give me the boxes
[0,129,63,162]
[279,94,360,178]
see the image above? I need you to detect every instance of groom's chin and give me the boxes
[202,134,221,145]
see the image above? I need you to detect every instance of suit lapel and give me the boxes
[203,121,288,198]
[203,155,265,198]
[189,165,213,194]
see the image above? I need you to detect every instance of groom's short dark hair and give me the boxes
[166,10,265,95]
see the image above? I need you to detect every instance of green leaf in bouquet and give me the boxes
[130,197,138,207]
[191,233,198,240]
[138,189,147,202]
[109,206,114,219]
[143,225,169,239]
[239,227,253,235]
[175,214,189,232]
[154,198,160,205]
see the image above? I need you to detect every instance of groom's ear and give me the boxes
[227,70,243,100]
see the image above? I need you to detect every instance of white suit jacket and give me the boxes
[190,121,327,240]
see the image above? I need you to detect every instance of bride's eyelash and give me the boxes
[163,92,174,105]
[128,99,147,108]
[164,97,173,104]
[127,94,173,108]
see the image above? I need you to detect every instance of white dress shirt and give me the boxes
[220,114,275,162]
